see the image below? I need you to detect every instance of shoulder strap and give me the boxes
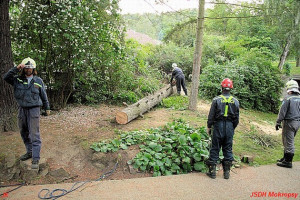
[219,95,234,117]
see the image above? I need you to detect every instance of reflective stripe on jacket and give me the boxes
[4,67,50,109]
[277,94,300,124]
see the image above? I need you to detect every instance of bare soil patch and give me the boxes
[0,104,179,185]
[0,100,277,185]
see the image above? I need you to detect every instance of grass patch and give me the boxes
[234,124,300,165]
[240,109,277,125]
[290,61,300,75]
[271,60,300,76]
[161,95,189,110]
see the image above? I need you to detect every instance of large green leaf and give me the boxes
[179,135,187,145]
[190,133,201,141]
[149,142,157,149]
[193,153,202,161]
[194,162,206,171]
[182,157,191,163]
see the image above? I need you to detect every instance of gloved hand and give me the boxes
[207,128,212,136]
[275,123,281,131]
[46,110,51,116]
[171,80,176,86]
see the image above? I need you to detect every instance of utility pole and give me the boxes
[188,0,205,110]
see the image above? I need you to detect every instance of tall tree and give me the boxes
[264,0,300,70]
[0,0,18,132]
[189,0,205,110]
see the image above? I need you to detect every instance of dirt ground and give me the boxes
[0,100,277,185]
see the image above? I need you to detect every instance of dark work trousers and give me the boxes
[18,107,41,161]
[209,120,234,162]
[282,120,300,153]
[176,76,187,95]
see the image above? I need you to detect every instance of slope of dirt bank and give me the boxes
[0,100,277,185]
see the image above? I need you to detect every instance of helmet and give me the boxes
[221,78,233,90]
[286,80,299,90]
[21,57,36,69]
[286,80,299,94]
[172,63,177,68]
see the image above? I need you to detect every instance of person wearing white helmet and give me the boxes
[4,57,50,170]
[276,79,300,168]
[170,63,187,95]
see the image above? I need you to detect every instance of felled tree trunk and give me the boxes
[116,85,175,124]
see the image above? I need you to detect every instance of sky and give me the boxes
[119,0,256,14]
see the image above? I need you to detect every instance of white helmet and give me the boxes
[172,63,177,68]
[286,80,300,94]
[21,57,36,69]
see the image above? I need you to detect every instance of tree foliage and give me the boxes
[199,59,283,113]
[9,0,161,108]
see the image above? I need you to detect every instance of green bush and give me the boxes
[147,42,194,77]
[91,119,210,176]
[283,63,291,76]
[199,61,283,113]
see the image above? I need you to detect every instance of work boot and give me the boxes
[31,160,39,170]
[222,160,232,179]
[277,152,285,162]
[19,152,32,161]
[177,91,181,96]
[277,153,293,168]
[205,159,216,179]
[277,157,284,162]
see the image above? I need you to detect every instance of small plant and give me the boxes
[283,63,291,76]
[91,119,210,176]
[161,96,189,110]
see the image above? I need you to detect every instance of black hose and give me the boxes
[0,183,25,196]
[38,162,118,200]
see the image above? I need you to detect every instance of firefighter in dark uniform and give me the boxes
[4,57,50,170]
[206,78,239,179]
[276,80,300,168]
[170,63,188,96]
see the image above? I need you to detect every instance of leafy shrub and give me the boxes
[91,119,210,176]
[199,61,283,113]
[147,42,194,77]
[162,96,189,110]
[112,91,139,103]
[283,63,291,76]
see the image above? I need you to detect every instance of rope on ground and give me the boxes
[38,162,118,200]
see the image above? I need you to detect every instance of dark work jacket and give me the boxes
[276,94,300,124]
[4,67,50,110]
[207,92,240,129]
[170,67,184,83]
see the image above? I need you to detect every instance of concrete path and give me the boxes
[1,162,299,200]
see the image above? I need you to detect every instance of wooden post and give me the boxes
[189,0,205,111]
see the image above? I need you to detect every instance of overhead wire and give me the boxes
[145,0,275,20]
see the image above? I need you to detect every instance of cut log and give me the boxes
[116,85,175,124]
